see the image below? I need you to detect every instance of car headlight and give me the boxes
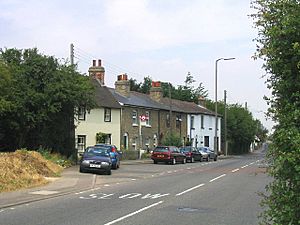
[82,160,91,164]
[101,162,110,166]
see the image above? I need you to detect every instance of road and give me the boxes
[0,150,270,225]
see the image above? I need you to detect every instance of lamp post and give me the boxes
[214,57,235,155]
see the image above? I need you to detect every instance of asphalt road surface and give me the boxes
[0,150,270,225]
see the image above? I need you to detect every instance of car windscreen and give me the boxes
[85,147,109,157]
[153,147,169,152]
[180,147,191,152]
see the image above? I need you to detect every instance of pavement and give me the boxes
[0,156,230,209]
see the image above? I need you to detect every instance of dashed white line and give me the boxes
[75,187,102,195]
[209,174,226,183]
[131,179,137,181]
[175,183,205,196]
[231,168,240,173]
[249,162,255,165]
[241,165,249,168]
[187,167,191,170]
[104,184,110,187]
[104,201,164,225]
[0,210,5,213]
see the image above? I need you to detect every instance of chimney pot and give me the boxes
[98,59,101,66]
[93,60,96,67]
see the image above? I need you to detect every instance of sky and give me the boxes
[0,0,274,131]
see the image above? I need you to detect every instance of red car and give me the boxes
[151,146,186,165]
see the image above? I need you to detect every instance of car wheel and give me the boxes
[153,160,158,164]
[79,167,85,173]
[106,169,112,175]
[191,157,195,163]
[182,158,186,164]
[214,156,217,161]
[200,156,202,162]
[171,158,176,165]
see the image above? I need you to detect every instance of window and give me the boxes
[201,115,204,129]
[145,111,150,126]
[77,135,86,153]
[132,136,138,150]
[104,108,111,122]
[132,110,138,125]
[78,107,86,120]
[190,116,195,129]
[204,136,209,147]
[166,114,170,128]
[105,134,111,144]
[176,115,182,128]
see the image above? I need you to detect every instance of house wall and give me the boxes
[158,110,187,146]
[187,114,221,151]
[120,106,160,151]
[75,108,121,153]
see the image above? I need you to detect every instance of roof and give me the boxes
[91,79,121,109]
[160,98,216,116]
[109,88,170,111]
[108,88,217,116]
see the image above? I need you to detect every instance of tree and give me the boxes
[251,0,300,224]
[0,48,95,156]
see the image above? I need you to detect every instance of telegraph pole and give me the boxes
[70,43,74,66]
[224,90,228,156]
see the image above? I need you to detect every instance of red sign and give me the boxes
[139,115,149,121]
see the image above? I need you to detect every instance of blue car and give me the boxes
[94,144,121,169]
[79,146,112,175]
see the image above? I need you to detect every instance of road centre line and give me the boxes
[175,183,205,196]
[104,201,164,225]
[241,165,249,168]
[209,174,226,183]
[231,168,240,173]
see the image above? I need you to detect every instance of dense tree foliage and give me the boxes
[0,48,95,156]
[251,0,300,224]
[206,101,266,154]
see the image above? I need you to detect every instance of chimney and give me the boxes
[88,59,105,86]
[150,81,163,102]
[198,96,206,107]
[115,74,130,97]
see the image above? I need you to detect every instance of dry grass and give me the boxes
[0,150,63,192]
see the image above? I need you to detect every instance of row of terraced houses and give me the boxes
[75,60,221,155]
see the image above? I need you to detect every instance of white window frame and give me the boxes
[104,108,111,122]
[145,111,150,126]
[132,110,138,126]
[77,135,86,153]
[78,107,86,120]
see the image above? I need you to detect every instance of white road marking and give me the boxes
[104,184,110,187]
[249,162,255,165]
[75,187,102,195]
[141,193,170,199]
[0,210,5,213]
[131,179,137,181]
[119,193,142,199]
[167,171,172,173]
[10,208,15,210]
[231,168,240,173]
[104,201,164,225]
[187,167,191,170]
[175,183,205,196]
[241,165,249,168]
[209,174,226,182]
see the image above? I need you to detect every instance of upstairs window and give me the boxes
[176,115,182,128]
[190,116,195,129]
[132,110,138,125]
[104,108,111,122]
[166,114,170,128]
[145,111,150,126]
[201,115,204,129]
[78,106,86,120]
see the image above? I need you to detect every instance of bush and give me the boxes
[162,132,182,147]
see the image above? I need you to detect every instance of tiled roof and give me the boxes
[91,79,121,109]
[160,98,216,116]
[108,88,216,116]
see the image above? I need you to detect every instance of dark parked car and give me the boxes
[196,147,209,161]
[95,144,121,169]
[179,146,202,162]
[79,146,112,175]
[151,146,186,165]
[198,146,218,161]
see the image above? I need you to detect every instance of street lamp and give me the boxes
[214,57,235,155]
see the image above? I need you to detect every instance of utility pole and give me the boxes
[224,90,228,156]
[245,102,248,110]
[70,43,74,66]
[169,83,172,133]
